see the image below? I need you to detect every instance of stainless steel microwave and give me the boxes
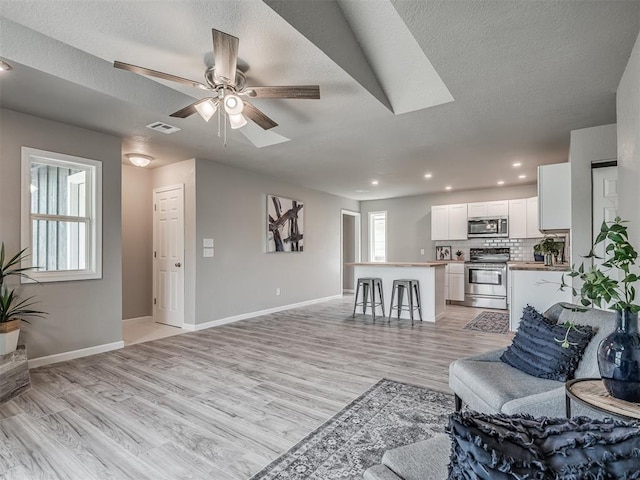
[467,217,508,238]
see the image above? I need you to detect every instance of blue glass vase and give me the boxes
[597,308,640,402]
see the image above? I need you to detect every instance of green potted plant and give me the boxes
[0,243,45,355]
[455,250,464,261]
[534,237,561,266]
[559,217,640,402]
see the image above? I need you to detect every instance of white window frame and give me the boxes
[368,211,387,262]
[21,147,102,282]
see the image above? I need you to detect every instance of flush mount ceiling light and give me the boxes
[125,153,153,167]
[0,60,12,71]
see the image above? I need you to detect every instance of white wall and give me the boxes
[617,31,640,249]
[193,159,359,323]
[360,184,537,262]
[0,109,122,359]
[122,164,152,319]
[569,124,617,264]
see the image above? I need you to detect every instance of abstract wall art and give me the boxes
[267,195,304,252]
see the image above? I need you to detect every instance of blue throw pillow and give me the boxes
[448,412,640,480]
[500,305,595,382]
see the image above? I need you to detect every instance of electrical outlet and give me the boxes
[420,248,425,255]
[276,288,281,296]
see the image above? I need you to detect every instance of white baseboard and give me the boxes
[183,294,343,332]
[122,315,153,325]
[29,340,125,369]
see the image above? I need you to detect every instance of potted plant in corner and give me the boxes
[560,217,640,402]
[534,236,561,266]
[0,243,45,355]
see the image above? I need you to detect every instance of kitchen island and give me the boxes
[346,262,446,322]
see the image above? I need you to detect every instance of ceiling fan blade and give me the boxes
[244,85,320,99]
[169,97,216,118]
[114,61,208,90]
[212,29,239,85]
[243,101,278,130]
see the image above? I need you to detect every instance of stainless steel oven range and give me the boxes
[463,248,510,310]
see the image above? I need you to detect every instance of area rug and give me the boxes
[463,311,510,334]
[250,378,453,480]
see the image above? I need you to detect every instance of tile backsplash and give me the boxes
[435,237,567,262]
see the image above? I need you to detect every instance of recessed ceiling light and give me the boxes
[424,173,432,179]
[445,186,452,191]
[355,189,369,193]
[518,174,527,179]
[371,180,379,186]
[0,60,12,71]
[512,162,522,167]
[497,180,505,185]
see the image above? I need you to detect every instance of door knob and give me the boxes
[175,262,182,268]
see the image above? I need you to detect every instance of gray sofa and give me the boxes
[364,303,616,480]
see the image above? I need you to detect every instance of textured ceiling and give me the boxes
[0,0,639,200]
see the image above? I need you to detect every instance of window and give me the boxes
[21,147,102,282]
[368,211,387,262]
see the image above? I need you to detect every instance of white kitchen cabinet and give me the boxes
[431,204,467,240]
[508,268,572,331]
[526,197,543,238]
[467,202,487,218]
[448,262,465,301]
[508,199,527,239]
[431,205,449,240]
[487,200,509,217]
[538,163,571,231]
[448,204,468,240]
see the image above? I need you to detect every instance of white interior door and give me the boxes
[592,165,618,267]
[153,185,184,327]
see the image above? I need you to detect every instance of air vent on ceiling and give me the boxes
[146,122,181,134]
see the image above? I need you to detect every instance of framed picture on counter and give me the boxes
[436,246,451,260]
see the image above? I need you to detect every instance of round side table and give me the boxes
[565,378,640,420]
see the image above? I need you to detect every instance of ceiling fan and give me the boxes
[114,29,320,135]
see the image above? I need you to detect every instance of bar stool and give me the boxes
[388,279,422,325]
[352,277,385,322]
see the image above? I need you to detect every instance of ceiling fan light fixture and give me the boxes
[125,153,153,167]
[224,94,244,115]
[195,99,218,122]
[228,113,248,130]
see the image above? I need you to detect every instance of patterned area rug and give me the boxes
[463,311,510,334]
[250,379,453,480]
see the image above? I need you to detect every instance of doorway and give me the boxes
[153,184,185,327]
[592,163,618,267]
[341,210,361,294]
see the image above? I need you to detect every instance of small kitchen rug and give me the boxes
[249,379,453,480]
[463,311,510,334]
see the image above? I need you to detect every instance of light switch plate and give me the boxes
[203,238,214,248]
[203,248,214,258]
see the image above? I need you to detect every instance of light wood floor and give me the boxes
[0,297,511,480]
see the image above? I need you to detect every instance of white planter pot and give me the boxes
[0,328,20,355]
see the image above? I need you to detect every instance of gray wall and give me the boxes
[617,31,640,250]
[569,124,617,266]
[360,184,537,262]
[194,159,359,323]
[0,109,122,358]
[122,164,153,319]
